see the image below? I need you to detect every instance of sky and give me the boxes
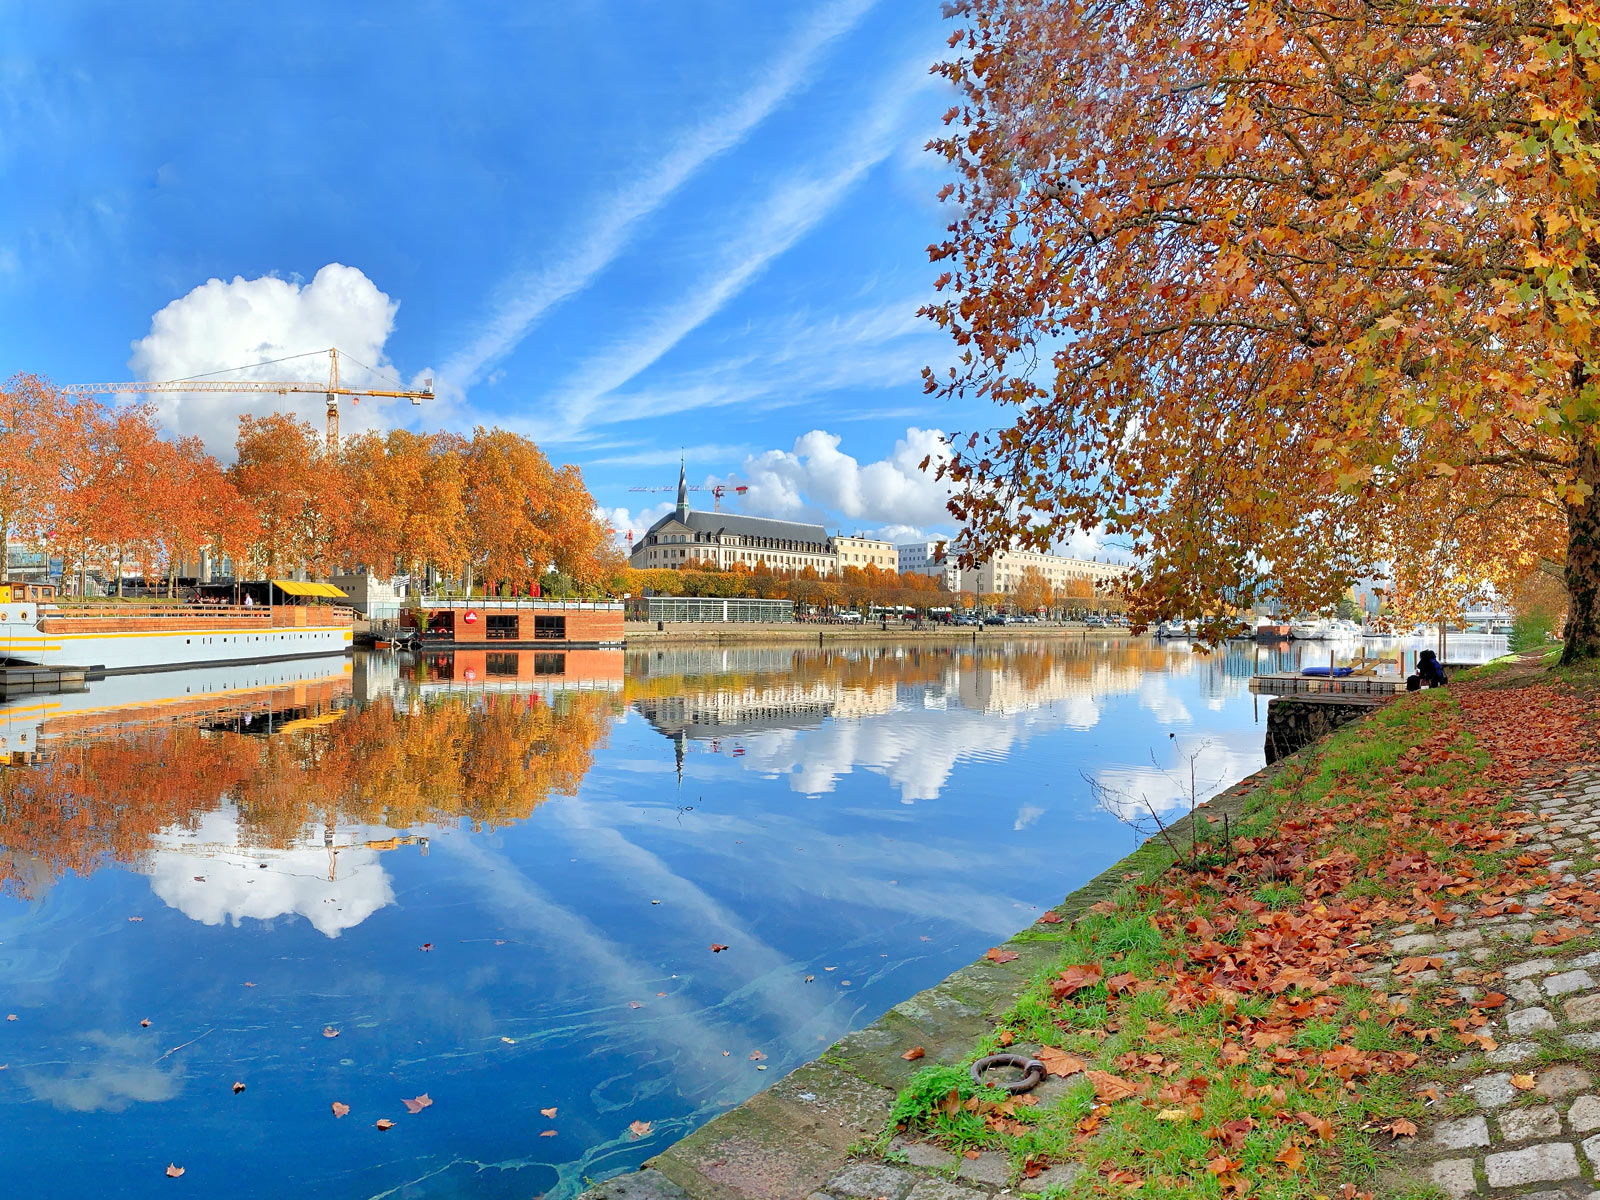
[0,1,1103,556]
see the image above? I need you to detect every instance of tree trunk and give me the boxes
[1565,439,1600,663]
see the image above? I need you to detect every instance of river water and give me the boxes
[0,634,1504,1198]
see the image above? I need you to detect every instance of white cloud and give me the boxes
[24,1031,184,1112]
[146,807,397,938]
[127,263,404,457]
[598,499,675,550]
[735,426,956,535]
[434,0,879,397]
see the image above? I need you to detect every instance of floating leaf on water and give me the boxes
[165,1164,184,1178]
[749,1050,766,1061]
[323,1027,339,1038]
[401,1094,432,1114]
[540,1107,557,1118]
[500,1036,516,1044]
[628,1002,642,1009]
[128,916,143,923]
[628,1119,652,1138]
[374,1118,394,1131]
[419,943,433,952]
[709,944,728,953]
[231,1082,245,1094]
[331,1102,350,1118]
[141,1019,151,1028]
[538,1129,556,1137]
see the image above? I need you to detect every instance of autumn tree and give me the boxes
[926,2,1600,660]
[0,374,75,558]
[1012,565,1053,614]
[231,413,323,578]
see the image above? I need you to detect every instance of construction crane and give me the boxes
[64,348,433,453]
[627,482,748,512]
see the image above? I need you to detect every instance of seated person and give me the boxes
[1415,649,1448,688]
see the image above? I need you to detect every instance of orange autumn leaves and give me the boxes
[924,4,1600,650]
[0,375,618,594]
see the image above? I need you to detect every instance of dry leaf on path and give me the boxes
[1087,1070,1139,1102]
[1511,1074,1536,1091]
[901,1046,925,1061]
[1385,1118,1418,1139]
[1037,1046,1086,1078]
[985,947,1019,963]
[1037,911,1063,924]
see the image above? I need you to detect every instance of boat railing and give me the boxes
[418,596,624,611]
[44,604,275,624]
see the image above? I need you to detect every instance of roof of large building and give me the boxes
[642,508,830,546]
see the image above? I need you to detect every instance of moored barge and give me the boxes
[0,583,354,676]
[403,598,624,649]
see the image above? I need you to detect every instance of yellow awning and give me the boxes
[272,580,348,598]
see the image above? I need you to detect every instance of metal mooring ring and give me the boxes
[970,1053,1046,1094]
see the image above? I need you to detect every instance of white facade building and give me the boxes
[833,535,897,573]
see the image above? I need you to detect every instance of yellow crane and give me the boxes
[64,347,433,452]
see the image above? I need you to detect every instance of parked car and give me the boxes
[953,614,979,626]
[984,614,1007,626]
[837,610,863,623]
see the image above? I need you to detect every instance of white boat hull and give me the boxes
[0,604,352,675]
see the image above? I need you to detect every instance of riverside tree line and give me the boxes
[1,374,617,594]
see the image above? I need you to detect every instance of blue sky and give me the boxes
[0,0,1046,550]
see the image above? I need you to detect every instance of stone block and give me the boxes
[905,1184,989,1200]
[581,1168,692,1200]
[1444,928,1485,948]
[1483,1142,1581,1186]
[889,1140,959,1171]
[1511,1007,1559,1034]
[1571,1094,1600,1133]
[1499,1106,1562,1141]
[1547,969,1598,996]
[1018,1163,1082,1193]
[1509,959,1559,980]
[1511,980,1545,1003]
[1565,992,1600,1024]
[1390,933,1441,953]
[1584,1130,1600,1171]
[1488,1041,1538,1065]
[1431,1114,1490,1149]
[954,1151,1010,1187]
[1427,1158,1477,1199]
[823,1162,917,1200]
[1539,1065,1595,1098]
[1469,1071,1517,1108]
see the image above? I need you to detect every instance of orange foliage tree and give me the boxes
[925,3,1600,659]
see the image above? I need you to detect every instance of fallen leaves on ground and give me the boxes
[1385,1118,1418,1139]
[985,947,1020,964]
[1511,1073,1537,1091]
[901,1046,926,1061]
[1037,1046,1086,1078]
[1037,911,1063,924]
[401,1094,432,1114]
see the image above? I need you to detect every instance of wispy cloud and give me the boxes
[434,0,878,395]
[532,61,939,442]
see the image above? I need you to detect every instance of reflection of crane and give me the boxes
[627,482,748,512]
[65,347,433,453]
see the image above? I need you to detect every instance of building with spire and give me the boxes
[631,459,840,575]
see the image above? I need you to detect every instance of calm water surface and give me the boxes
[0,635,1504,1197]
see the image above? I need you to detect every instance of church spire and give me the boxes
[675,455,689,521]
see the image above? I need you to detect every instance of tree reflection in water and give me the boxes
[0,682,621,900]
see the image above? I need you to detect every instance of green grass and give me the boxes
[883,674,1548,1198]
